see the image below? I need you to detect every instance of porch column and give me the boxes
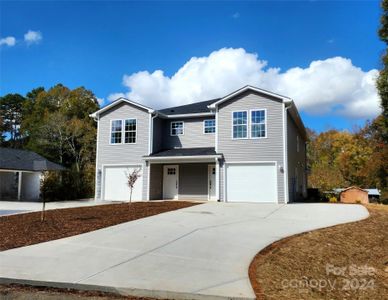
[17,171,22,200]
[215,158,220,201]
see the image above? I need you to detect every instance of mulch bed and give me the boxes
[0,283,161,299]
[249,204,388,300]
[0,201,199,251]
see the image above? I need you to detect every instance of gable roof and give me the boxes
[89,97,154,118]
[208,85,291,109]
[158,98,219,116]
[0,148,65,172]
[339,186,368,194]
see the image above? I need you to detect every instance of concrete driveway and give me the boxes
[0,202,368,300]
[0,199,106,216]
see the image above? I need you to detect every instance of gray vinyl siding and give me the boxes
[162,117,215,149]
[287,113,307,202]
[152,117,163,154]
[179,164,208,200]
[97,102,150,200]
[217,91,285,203]
[149,164,163,200]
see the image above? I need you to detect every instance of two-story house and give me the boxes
[90,85,307,203]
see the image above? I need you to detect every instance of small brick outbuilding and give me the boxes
[340,186,369,204]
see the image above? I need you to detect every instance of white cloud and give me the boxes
[108,48,381,119]
[96,97,105,106]
[0,36,16,47]
[232,12,240,19]
[24,30,42,44]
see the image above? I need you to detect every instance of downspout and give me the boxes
[283,100,292,204]
[91,114,100,201]
[149,112,158,155]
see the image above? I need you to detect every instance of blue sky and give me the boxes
[0,1,384,132]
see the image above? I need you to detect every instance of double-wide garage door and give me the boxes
[226,163,277,203]
[103,166,143,201]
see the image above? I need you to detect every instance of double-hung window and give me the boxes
[171,121,184,136]
[110,120,122,144]
[204,119,216,134]
[125,119,136,144]
[251,110,266,138]
[232,111,248,139]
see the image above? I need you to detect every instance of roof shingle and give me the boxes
[0,148,65,171]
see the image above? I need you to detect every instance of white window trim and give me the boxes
[231,110,249,140]
[170,121,184,136]
[124,118,137,144]
[203,119,216,134]
[250,109,267,139]
[109,118,137,145]
[109,119,123,145]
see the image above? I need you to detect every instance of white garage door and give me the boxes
[103,166,143,201]
[226,163,277,203]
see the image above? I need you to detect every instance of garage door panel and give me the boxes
[226,163,277,203]
[104,166,143,201]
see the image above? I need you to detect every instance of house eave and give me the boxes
[89,97,155,118]
[208,85,292,109]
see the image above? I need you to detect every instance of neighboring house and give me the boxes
[90,85,307,203]
[339,186,369,204]
[0,148,65,201]
[334,187,380,202]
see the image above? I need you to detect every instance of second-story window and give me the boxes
[232,111,248,139]
[204,119,216,134]
[171,121,184,136]
[251,110,266,138]
[125,119,136,144]
[110,120,122,144]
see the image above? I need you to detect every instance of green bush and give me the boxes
[41,166,95,201]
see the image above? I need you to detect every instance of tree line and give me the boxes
[0,84,99,200]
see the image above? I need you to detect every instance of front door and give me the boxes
[208,165,216,200]
[163,165,179,199]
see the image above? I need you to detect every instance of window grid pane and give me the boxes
[232,111,247,138]
[111,120,122,144]
[124,119,136,143]
[251,110,266,138]
[204,119,216,133]
[171,122,183,135]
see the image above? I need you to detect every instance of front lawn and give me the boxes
[249,204,388,299]
[0,201,198,251]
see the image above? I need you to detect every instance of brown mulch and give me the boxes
[0,283,161,299]
[0,201,199,251]
[249,204,388,300]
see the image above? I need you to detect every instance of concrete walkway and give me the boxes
[0,203,368,300]
[0,199,106,216]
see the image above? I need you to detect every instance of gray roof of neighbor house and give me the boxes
[145,147,219,157]
[0,148,66,172]
[158,99,220,115]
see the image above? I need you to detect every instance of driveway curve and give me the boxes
[0,202,368,300]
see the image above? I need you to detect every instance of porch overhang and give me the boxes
[143,147,223,163]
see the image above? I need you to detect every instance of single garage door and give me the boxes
[103,166,143,201]
[226,163,277,202]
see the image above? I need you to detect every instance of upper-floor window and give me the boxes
[251,109,266,138]
[125,119,137,144]
[232,111,248,139]
[204,119,216,134]
[110,118,136,144]
[171,121,184,136]
[110,120,122,144]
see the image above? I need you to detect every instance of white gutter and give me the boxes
[143,154,223,161]
[158,112,215,119]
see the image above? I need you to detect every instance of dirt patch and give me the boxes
[0,283,161,299]
[249,204,388,300]
[0,201,199,251]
